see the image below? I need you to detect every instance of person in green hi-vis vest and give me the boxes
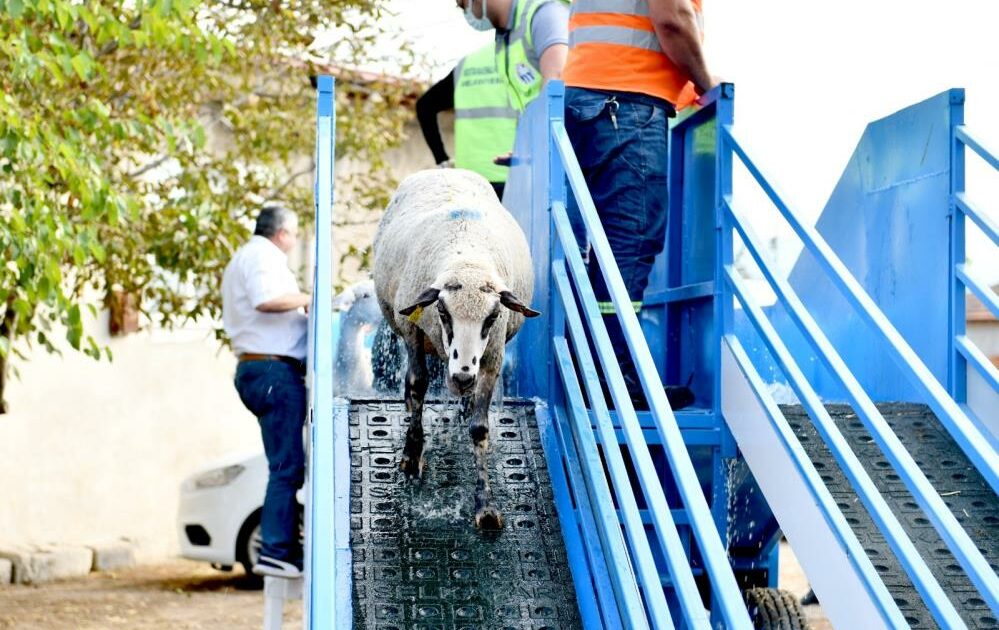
[456,0,570,113]
[416,42,518,200]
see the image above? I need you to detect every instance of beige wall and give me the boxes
[0,116,446,560]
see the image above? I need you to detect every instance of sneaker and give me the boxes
[252,556,302,578]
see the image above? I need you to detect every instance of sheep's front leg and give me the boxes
[468,373,502,530]
[400,331,429,479]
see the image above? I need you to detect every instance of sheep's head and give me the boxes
[399,270,539,396]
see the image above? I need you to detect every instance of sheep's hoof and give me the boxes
[399,453,425,480]
[475,506,504,531]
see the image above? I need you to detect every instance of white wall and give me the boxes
[0,312,260,560]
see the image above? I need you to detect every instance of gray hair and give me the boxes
[254,205,296,238]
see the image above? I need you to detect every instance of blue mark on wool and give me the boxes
[448,209,483,221]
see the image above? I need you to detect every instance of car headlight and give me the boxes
[193,464,245,489]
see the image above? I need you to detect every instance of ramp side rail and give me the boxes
[950,122,999,412]
[543,82,753,630]
[304,75,351,630]
[711,84,999,625]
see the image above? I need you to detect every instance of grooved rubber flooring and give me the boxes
[348,399,582,630]
[781,403,999,629]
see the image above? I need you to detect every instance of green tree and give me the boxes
[0,0,417,411]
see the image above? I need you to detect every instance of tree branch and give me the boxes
[264,163,314,201]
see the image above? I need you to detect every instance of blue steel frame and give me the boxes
[951,119,999,408]
[541,81,753,630]
[305,75,352,629]
[714,84,999,624]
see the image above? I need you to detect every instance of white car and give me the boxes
[177,450,298,583]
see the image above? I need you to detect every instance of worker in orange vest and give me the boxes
[562,0,718,410]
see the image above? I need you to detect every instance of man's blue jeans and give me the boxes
[234,360,306,564]
[564,87,670,396]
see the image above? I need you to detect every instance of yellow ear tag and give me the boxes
[407,305,424,323]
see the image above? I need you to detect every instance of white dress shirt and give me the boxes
[222,235,308,360]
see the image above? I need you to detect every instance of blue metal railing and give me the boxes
[951,122,999,407]
[709,84,999,625]
[305,75,351,630]
[543,82,753,630]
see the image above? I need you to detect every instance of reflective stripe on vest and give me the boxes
[562,0,703,109]
[496,0,568,112]
[454,42,518,183]
[573,0,650,16]
[596,300,642,314]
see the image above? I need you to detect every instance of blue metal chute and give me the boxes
[506,81,753,630]
[302,74,998,629]
[713,85,999,625]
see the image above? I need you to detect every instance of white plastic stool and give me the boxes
[263,575,303,630]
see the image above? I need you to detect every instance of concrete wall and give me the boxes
[0,116,447,560]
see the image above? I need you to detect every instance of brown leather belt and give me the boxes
[238,353,306,373]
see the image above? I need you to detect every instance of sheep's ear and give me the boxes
[398,287,440,316]
[499,291,541,318]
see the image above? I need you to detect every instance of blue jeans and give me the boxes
[234,360,306,563]
[564,87,670,394]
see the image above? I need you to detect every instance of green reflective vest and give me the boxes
[496,0,569,112]
[454,43,518,184]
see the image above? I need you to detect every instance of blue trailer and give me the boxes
[303,75,998,629]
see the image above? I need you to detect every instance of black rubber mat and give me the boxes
[782,403,999,629]
[348,399,582,630]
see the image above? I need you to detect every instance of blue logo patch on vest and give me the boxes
[448,209,484,221]
[515,63,536,86]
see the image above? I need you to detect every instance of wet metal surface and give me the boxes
[782,403,999,629]
[348,399,582,630]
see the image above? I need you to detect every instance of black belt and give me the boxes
[238,353,306,373]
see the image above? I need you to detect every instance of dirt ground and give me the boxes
[0,561,301,630]
[0,543,830,629]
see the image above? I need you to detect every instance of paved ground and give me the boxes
[0,544,829,629]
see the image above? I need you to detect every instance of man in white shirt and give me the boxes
[222,205,310,578]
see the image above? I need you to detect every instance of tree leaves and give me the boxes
[0,0,417,409]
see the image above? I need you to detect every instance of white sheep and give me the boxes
[332,280,381,396]
[372,168,539,530]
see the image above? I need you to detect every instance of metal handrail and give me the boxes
[725,265,966,627]
[722,125,999,496]
[718,131,999,614]
[952,125,999,406]
[552,211,695,629]
[305,75,338,629]
[954,193,999,247]
[551,120,753,629]
[956,125,999,170]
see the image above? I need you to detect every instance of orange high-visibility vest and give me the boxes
[562,0,703,109]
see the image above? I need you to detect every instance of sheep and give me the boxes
[372,168,540,531]
[332,280,382,396]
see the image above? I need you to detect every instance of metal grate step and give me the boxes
[348,399,582,629]
[782,402,999,629]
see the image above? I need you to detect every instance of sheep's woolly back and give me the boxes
[372,169,534,359]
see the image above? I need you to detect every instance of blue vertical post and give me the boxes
[306,74,337,630]
[711,84,739,616]
[948,89,967,403]
[548,82,568,409]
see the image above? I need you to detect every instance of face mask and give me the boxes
[463,0,492,31]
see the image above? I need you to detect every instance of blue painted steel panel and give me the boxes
[780,90,962,401]
[505,85,560,399]
[306,75,340,629]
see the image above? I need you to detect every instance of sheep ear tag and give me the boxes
[407,306,424,323]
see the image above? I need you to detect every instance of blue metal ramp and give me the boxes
[303,75,998,629]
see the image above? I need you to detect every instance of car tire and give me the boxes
[236,509,264,590]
